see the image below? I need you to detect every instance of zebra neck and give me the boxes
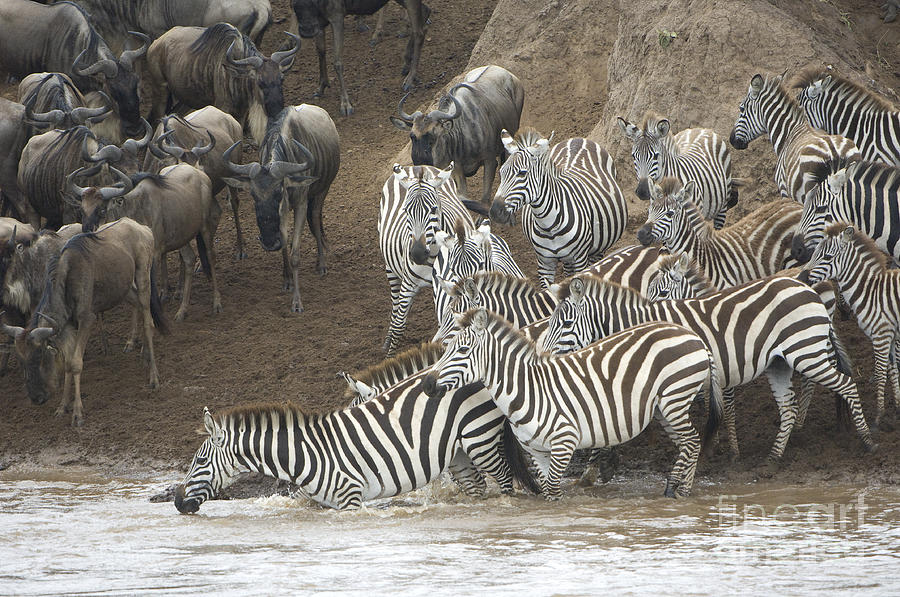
[835,256,885,316]
[767,97,808,157]
[658,134,679,170]
[483,327,541,407]
[666,208,708,254]
[526,162,570,223]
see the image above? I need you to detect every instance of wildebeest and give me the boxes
[72,163,222,322]
[390,65,525,204]
[1,218,168,426]
[224,104,340,313]
[0,99,33,222]
[0,1,147,137]
[145,23,299,145]
[18,73,113,140]
[61,0,272,52]
[290,0,427,116]
[143,107,247,259]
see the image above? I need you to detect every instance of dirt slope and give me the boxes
[1,0,898,488]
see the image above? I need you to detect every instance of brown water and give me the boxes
[1,469,898,596]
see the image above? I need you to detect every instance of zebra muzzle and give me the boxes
[636,225,656,246]
[174,485,200,514]
[410,237,431,265]
[635,178,650,201]
[420,373,446,399]
[791,234,812,263]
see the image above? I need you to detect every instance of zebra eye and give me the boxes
[195,456,209,466]
[665,210,674,217]
[517,170,527,177]
[815,204,828,213]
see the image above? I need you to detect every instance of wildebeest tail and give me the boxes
[149,262,171,335]
[196,234,212,280]
[831,329,853,431]
[503,421,541,494]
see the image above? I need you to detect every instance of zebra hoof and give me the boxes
[865,441,879,453]
[663,480,678,498]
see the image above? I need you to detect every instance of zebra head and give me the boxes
[794,72,834,131]
[637,179,695,246]
[338,371,378,407]
[395,163,455,266]
[539,276,595,354]
[617,115,670,200]
[432,223,493,337]
[646,253,695,301]
[492,129,553,223]
[792,163,855,263]
[801,224,855,286]
[432,276,483,344]
[422,308,491,398]
[175,407,240,514]
[730,73,782,150]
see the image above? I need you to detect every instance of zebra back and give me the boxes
[341,341,445,405]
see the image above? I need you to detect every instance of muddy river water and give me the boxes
[1,469,898,595]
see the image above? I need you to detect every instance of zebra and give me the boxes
[422,309,723,499]
[792,65,900,167]
[636,177,801,288]
[479,128,627,288]
[730,72,861,203]
[174,389,522,513]
[338,341,446,407]
[431,219,525,342]
[379,162,474,355]
[539,273,877,462]
[802,223,900,430]
[791,160,900,265]
[617,112,738,228]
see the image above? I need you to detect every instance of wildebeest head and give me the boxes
[72,31,149,136]
[291,0,328,38]
[67,166,133,233]
[175,407,239,514]
[617,115,671,200]
[147,128,216,168]
[1,317,61,406]
[393,162,455,266]
[223,139,316,252]
[390,88,463,166]
[224,33,299,119]
[636,179,696,247]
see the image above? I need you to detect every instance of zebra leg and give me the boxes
[447,450,487,498]
[384,281,420,356]
[721,388,740,461]
[795,377,815,430]
[763,362,797,465]
[871,333,892,431]
[713,209,727,230]
[543,428,578,501]
[536,256,558,289]
[577,447,618,487]
[460,428,515,494]
[654,401,701,498]
[888,360,900,430]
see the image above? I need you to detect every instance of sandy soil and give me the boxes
[1,0,898,493]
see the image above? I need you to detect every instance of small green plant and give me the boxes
[818,0,853,29]
[658,29,678,48]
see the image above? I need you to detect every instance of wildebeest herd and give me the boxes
[0,0,897,513]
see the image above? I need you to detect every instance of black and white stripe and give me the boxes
[730,72,860,203]
[793,66,900,167]
[540,273,877,461]
[378,162,474,355]
[423,310,723,499]
[492,129,627,287]
[618,113,738,228]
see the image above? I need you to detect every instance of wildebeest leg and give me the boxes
[174,245,196,322]
[97,313,110,355]
[157,252,171,300]
[146,58,170,125]
[279,196,294,293]
[354,15,369,32]
[54,371,74,418]
[481,157,498,205]
[68,313,96,427]
[330,16,354,116]
[287,194,306,313]
[226,186,247,260]
[453,168,468,202]
[313,31,329,98]
[202,214,223,315]
[124,307,140,353]
[400,0,424,90]
[132,261,160,389]
[307,193,328,276]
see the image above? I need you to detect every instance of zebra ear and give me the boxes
[434,230,452,251]
[617,117,639,141]
[203,407,221,440]
[648,179,663,202]
[500,129,518,155]
[656,119,670,137]
[463,277,478,299]
[750,74,765,93]
[680,180,697,202]
[677,252,691,272]
[433,162,454,187]
[392,163,403,174]
[570,277,585,301]
[472,308,489,331]
[840,226,855,243]
[548,283,562,299]
[434,273,456,295]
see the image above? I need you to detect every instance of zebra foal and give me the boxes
[422,309,723,499]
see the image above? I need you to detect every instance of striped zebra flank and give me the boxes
[637,177,800,288]
[174,389,519,512]
[793,65,900,167]
[378,162,474,356]
[792,160,900,265]
[803,223,900,429]
[618,112,738,227]
[539,273,877,461]
[422,309,723,499]
[491,128,627,287]
[730,72,861,203]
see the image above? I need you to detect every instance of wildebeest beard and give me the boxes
[252,191,284,252]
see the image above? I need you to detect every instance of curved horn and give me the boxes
[119,31,150,70]
[83,140,123,164]
[397,92,417,122]
[158,129,186,159]
[100,167,133,200]
[223,140,261,177]
[427,88,463,122]
[66,166,94,198]
[28,327,55,342]
[6,226,17,252]
[71,103,111,125]
[191,131,216,158]
[268,139,315,179]
[73,49,117,79]
[226,40,263,70]
[121,118,153,155]
[1,321,25,339]
[271,32,300,67]
[24,103,65,126]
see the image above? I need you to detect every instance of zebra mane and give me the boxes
[458,308,542,355]
[673,194,715,243]
[216,402,308,424]
[842,160,900,187]
[556,273,647,305]
[791,66,896,112]
[656,176,683,195]
[827,222,890,272]
[451,271,540,298]
[656,253,716,295]
[454,218,468,246]
[513,127,546,149]
[640,111,669,135]
[345,342,445,399]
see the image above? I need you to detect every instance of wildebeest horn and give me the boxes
[120,118,153,155]
[104,166,134,199]
[73,49,118,79]
[28,327,56,342]
[66,166,95,198]
[83,139,124,164]
[71,91,113,125]
[119,31,150,70]
[6,227,17,252]
[1,320,25,339]
[271,32,300,68]
[191,131,216,158]
[226,40,263,70]
[428,88,463,122]
[268,139,315,179]
[24,103,65,127]
[223,141,261,178]
[397,93,417,122]
[155,129,181,158]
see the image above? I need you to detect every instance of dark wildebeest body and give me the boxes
[143,106,247,259]
[224,104,340,313]
[0,99,33,221]
[0,1,147,137]
[145,23,298,145]
[291,0,427,116]
[17,72,113,139]
[63,0,272,52]
[390,65,525,204]
[1,218,167,426]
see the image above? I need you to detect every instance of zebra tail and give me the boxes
[502,421,541,494]
[702,351,724,456]
[831,329,854,432]
[726,178,746,209]
[149,262,172,336]
[195,234,212,280]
